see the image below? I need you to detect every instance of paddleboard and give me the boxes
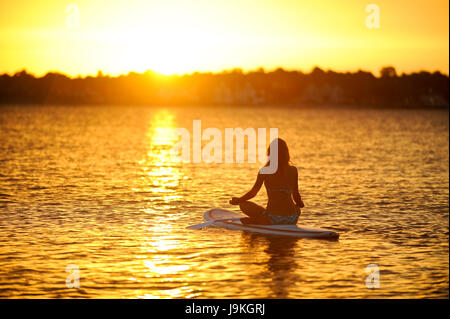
[204,208,339,239]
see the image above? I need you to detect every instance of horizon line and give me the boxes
[3,66,449,80]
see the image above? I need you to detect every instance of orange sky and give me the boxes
[0,0,448,76]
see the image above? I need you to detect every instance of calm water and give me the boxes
[0,105,448,299]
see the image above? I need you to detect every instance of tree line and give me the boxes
[0,67,448,108]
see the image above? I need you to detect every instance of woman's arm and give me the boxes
[230,172,264,205]
[292,167,304,208]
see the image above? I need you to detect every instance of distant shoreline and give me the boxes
[1,103,448,111]
[1,67,448,108]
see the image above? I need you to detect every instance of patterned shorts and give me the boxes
[263,210,299,225]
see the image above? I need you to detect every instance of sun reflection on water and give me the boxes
[136,110,183,200]
[135,110,193,298]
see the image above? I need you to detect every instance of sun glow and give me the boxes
[98,27,213,75]
[0,0,448,76]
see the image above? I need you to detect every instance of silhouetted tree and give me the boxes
[380,66,397,78]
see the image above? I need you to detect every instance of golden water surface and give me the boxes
[0,105,448,298]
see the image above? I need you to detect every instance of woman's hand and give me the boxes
[229,197,241,205]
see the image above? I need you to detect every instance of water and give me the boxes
[0,105,448,298]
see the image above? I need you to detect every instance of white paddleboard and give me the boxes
[204,208,339,239]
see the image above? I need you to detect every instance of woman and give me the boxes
[229,138,305,225]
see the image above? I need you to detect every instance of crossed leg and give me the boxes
[239,201,270,225]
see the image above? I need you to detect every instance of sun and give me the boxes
[100,25,208,76]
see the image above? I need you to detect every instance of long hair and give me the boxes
[265,138,290,172]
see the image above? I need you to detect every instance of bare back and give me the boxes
[263,165,298,216]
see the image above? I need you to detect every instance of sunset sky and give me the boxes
[0,0,448,76]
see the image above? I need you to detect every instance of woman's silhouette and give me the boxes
[230,138,304,225]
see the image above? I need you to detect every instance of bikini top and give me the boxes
[262,167,293,195]
[266,187,292,195]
